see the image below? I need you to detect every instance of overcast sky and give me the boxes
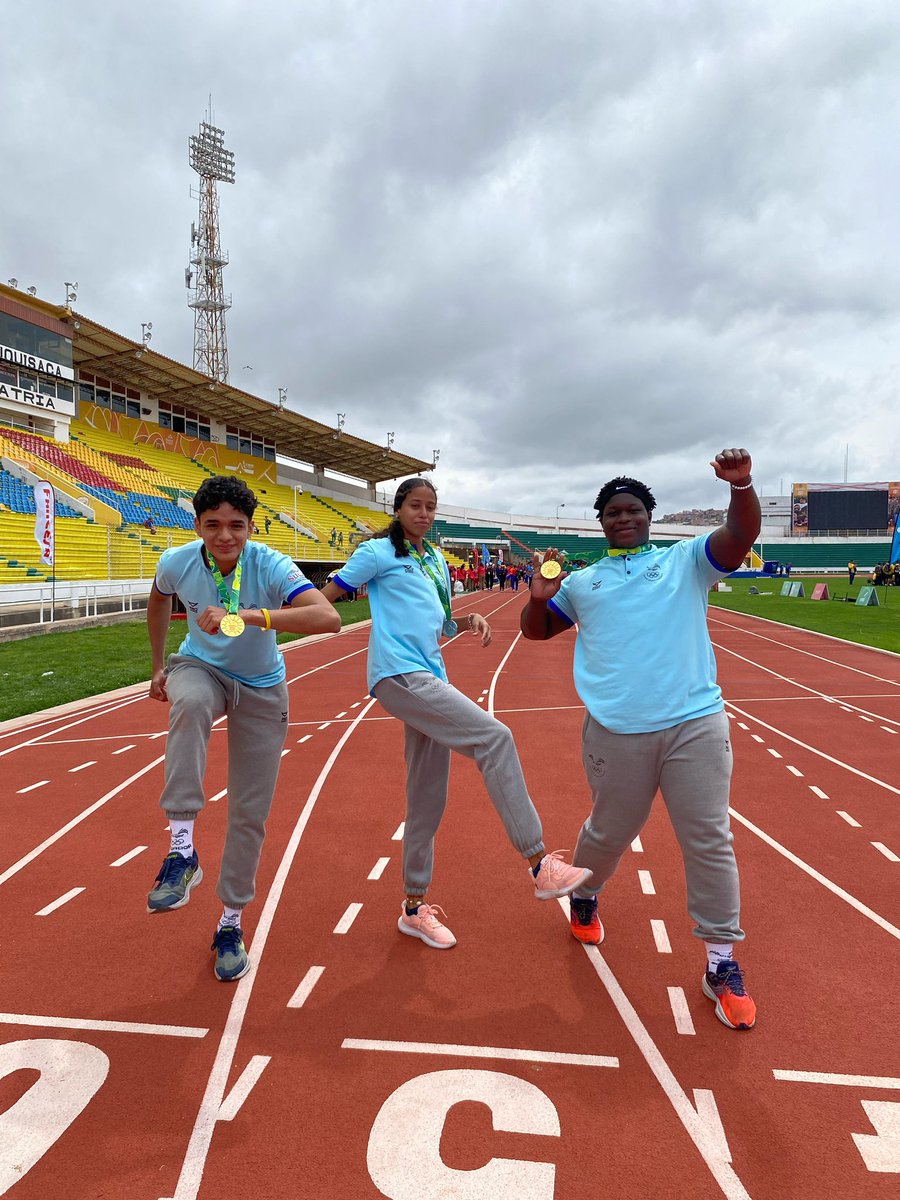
[3,1,899,518]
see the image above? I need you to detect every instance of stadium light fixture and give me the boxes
[7,278,17,288]
[64,281,78,306]
[432,449,440,468]
[333,412,346,440]
[27,286,37,296]
[141,322,153,346]
[383,431,395,457]
[277,387,287,410]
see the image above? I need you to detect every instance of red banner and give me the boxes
[33,480,55,566]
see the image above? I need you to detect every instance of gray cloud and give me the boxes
[3,0,899,518]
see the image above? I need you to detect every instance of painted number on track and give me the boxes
[0,1039,109,1195]
[367,1068,560,1199]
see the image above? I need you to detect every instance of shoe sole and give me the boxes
[701,974,756,1030]
[215,957,252,982]
[397,917,457,949]
[147,865,203,913]
[535,867,593,900]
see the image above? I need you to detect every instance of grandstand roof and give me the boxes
[1,285,432,484]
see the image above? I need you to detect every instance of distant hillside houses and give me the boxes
[660,508,726,525]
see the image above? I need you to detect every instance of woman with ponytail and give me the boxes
[323,477,590,950]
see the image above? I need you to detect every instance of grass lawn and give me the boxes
[0,597,371,723]
[709,575,900,655]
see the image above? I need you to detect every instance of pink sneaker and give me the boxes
[532,851,592,900]
[397,902,457,949]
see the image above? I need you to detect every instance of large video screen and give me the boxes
[808,489,887,533]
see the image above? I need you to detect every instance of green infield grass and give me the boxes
[709,575,900,654]
[0,597,371,723]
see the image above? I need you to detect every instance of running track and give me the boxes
[1,593,898,1199]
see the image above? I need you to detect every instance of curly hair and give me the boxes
[371,477,438,557]
[593,476,656,519]
[193,475,258,520]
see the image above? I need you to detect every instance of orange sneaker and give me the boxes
[397,903,457,949]
[533,851,593,899]
[702,961,756,1029]
[569,895,604,945]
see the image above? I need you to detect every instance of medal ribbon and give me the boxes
[406,540,452,624]
[207,552,243,615]
[606,543,652,557]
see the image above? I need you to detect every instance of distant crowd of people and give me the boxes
[448,559,532,592]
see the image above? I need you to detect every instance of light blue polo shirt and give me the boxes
[155,539,313,687]
[547,535,730,734]
[334,537,451,692]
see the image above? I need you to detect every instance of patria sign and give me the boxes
[0,382,75,417]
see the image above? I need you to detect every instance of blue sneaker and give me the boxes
[147,851,202,913]
[211,925,251,982]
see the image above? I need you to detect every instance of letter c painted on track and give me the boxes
[366,1068,560,1199]
[0,1039,109,1195]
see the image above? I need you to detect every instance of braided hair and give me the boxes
[593,476,656,520]
[371,477,438,557]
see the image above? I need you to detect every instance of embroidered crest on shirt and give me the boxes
[591,579,603,590]
[645,565,662,581]
[403,564,414,574]
[187,600,199,613]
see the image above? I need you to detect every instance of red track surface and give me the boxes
[2,595,899,1199]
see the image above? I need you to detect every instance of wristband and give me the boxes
[261,608,271,630]
[730,478,753,491]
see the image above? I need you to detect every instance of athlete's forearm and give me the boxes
[147,592,173,671]
[520,597,553,640]
[244,597,341,636]
[724,480,761,550]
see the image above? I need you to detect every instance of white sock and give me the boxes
[705,942,736,973]
[218,906,242,930]
[169,820,194,858]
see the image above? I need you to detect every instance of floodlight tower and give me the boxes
[185,109,235,382]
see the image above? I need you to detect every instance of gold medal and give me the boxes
[219,613,245,638]
[540,559,562,580]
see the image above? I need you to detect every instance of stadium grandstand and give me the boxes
[0,281,895,624]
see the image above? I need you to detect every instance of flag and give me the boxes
[891,510,900,564]
[481,543,491,566]
[33,480,55,567]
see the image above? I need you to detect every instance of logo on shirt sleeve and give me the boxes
[187,600,199,613]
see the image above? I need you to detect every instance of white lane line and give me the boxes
[477,697,485,703]
[631,836,644,853]
[836,812,861,828]
[559,899,752,1198]
[368,857,390,881]
[150,731,168,739]
[287,966,325,1009]
[882,726,897,735]
[729,807,900,940]
[667,987,695,1036]
[726,712,735,719]
[859,715,874,723]
[767,748,782,759]
[392,822,405,841]
[0,754,167,888]
[486,616,526,717]
[810,786,829,799]
[350,702,361,709]
[334,902,363,935]
[480,689,489,696]
[298,735,312,744]
[651,920,672,953]
[0,1011,207,1038]
[638,870,656,895]
[161,697,378,1200]
[342,1039,618,1069]
[280,749,290,757]
[113,744,136,755]
[69,761,97,773]
[36,887,85,916]
[737,723,749,730]
[317,722,332,730]
[693,1090,732,1163]
[217,1056,271,1122]
[335,711,348,719]
[17,780,50,794]
[208,789,227,804]
[110,846,147,867]
[786,766,803,777]
[841,706,853,713]
[751,734,765,744]
[0,692,145,759]
[775,1070,900,1088]
[872,842,900,863]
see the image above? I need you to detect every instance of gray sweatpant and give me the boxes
[574,709,744,943]
[160,654,289,909]
[373,672,545,895]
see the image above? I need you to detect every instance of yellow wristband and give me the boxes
[261,608,271,631]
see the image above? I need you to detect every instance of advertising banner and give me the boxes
[33,480,55,566]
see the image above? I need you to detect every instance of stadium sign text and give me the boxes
[0,342,75,381]
[0,383,75,417]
